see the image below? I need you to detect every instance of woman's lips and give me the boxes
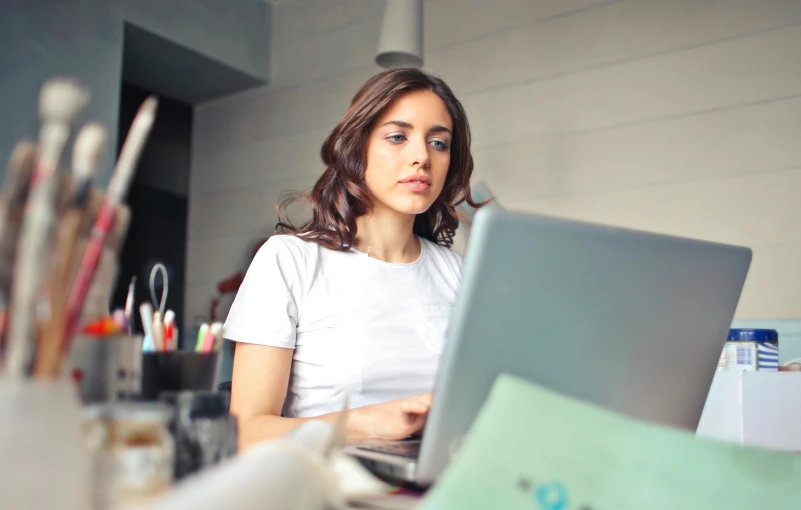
[399,176,431,192]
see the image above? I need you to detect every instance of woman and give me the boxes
[226,68,483,449]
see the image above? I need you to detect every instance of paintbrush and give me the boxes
[0,141,36,356]
[3,79,89,377]
[59,96,158,364]
[35,123,106,378]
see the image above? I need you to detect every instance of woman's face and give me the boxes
[364,90,453,217]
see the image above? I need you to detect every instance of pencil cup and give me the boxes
[67,333,143,403]
[139,351,220,400]
[0,378,90,510]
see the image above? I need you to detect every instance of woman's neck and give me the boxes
[354,206,419,263]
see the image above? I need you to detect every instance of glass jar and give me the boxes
[83,402,174,509]
[158,390,238,480]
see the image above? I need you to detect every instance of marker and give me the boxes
[196,323,209,352]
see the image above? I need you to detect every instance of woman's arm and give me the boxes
[230,343,335,450]
[230,343,434,450]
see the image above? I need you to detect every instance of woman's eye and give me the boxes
[387,134,406,143]
[431,140,449,151]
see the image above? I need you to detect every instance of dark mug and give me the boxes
[139,351,219,401]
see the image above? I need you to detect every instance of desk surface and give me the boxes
[347,490,422,509]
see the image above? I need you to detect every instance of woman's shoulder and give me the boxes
[251,234,323,271]
[268,233,313,248]
[258,233,319,255]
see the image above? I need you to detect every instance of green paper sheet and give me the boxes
[419,374,801,510]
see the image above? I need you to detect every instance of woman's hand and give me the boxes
[348,394,433,440]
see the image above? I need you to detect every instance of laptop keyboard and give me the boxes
[356,440,421,459]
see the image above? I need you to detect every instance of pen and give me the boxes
[124,276,136,336]
[140,302,154,352]
[163,309,175,350]
[152,310,164,353]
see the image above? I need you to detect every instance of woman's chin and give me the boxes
[394,202,436,216]
[373,194,438,217]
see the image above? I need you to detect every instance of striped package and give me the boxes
[717,329,779,372]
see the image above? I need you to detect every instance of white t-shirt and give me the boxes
[224,234,464,418]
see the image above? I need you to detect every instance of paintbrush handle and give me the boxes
[0,142,35,341]
[58,201,116,369]
[34,210,84,378]
[0,146,35,359]
[3,163,63,377]
[3,79,88,376]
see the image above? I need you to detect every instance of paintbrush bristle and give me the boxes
[72,123,107,182]
[38,79,90,124]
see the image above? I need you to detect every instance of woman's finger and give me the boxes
[410,413,427,433]
[401,399,429,414]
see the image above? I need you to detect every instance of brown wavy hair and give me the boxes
[275,68,484,249]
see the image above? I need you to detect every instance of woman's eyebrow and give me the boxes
[381,120,413,129]
[380,120,452,135]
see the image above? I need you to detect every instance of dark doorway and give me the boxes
[111,83,190,347]
[110,22,265,353]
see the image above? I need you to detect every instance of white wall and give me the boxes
[188,0,801,330]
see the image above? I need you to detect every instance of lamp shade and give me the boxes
[375,0,424,68]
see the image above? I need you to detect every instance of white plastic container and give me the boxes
[0,378,90,510]
[698,371,801,451]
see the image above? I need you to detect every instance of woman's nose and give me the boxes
[408,137,430,167]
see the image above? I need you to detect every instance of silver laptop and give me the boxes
[345,206,752,487]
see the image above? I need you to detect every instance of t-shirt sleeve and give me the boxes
[223,237,300,349]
